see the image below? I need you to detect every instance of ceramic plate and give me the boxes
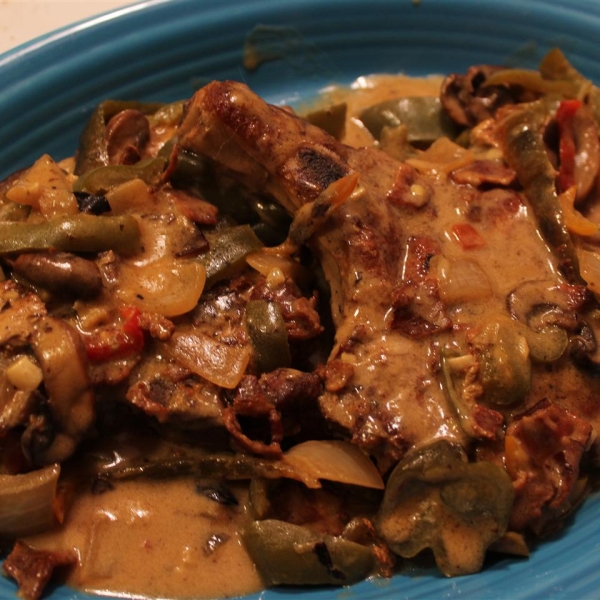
[1,1,599,598]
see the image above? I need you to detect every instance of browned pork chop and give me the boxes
[178,81,470,466]
[177,80,600,478]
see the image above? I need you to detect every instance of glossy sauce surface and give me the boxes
[19,73,600,599]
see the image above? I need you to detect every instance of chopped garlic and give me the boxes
[6,355,43,391]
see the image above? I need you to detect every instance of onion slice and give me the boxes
[578,247,600,297]
[433,256,492,304]
[167,330,251,389]
[116,258,206,317]
[283,440,384,490]
[0,464,60,537]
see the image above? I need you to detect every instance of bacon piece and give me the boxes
[321,359,354,392]
[223,369,323,456]
[164,185,218,226]
[223,375,284,457]
[390,236,451,338]
[450,159,516,187]
[505,400,592,531]
[3,541,76,600]
[250,279,323,341]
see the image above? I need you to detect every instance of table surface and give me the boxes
[0,0,138,56]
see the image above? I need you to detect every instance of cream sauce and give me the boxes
[16,72,600,599]
[25,460,262,598]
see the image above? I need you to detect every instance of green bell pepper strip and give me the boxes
[243,519,375,586]
[170,148,263,225]
[73,156,167,196]
[500,101,585,284]
[245,299,292,374]
[201,224,263,286]
[74,100,165,176]
[97,454,320,489]
[0,214,141,256]
[359,96,459,144]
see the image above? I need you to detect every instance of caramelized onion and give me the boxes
[433,256,492,304]
[578,248,600,297]
[559,186,598,236]
[0,464,60,537]
[30,317,95,465]
[406,138,474,176]
[246,250,311,287]
[115,257,206,317]
[483,68,580,97]
[283,440,384,490]
[167,330,251,389]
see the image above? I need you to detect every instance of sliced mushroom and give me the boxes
[375,440,514,576]
[569,319,600,376]
[508,279,586,324]
[506,280,587,363]
[11,251,103,299]
[105,109,151,165]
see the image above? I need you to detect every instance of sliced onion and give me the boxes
[483,68,580,97]
[166,330,251,389]
[283,440,384,490]
[559,186,598,237]
[0,464,60,537]
[116,257,206,317]
[406,138,474,176]
[246,250,311,288]
[578,247,600,297]
[434,256,492,304]
[32,316,95,464]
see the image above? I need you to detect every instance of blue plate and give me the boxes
[1,1,600,598]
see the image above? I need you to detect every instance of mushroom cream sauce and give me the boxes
[21,74,445,599]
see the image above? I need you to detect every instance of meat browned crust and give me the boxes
[178,81,467,466]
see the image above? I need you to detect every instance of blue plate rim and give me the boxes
[2,1,600,599]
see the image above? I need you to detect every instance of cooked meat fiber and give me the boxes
[178,81,467,465]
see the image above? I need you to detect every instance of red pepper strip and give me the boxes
[556,99,583,193]
[85,306,145,362]
[451,223,486,250]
